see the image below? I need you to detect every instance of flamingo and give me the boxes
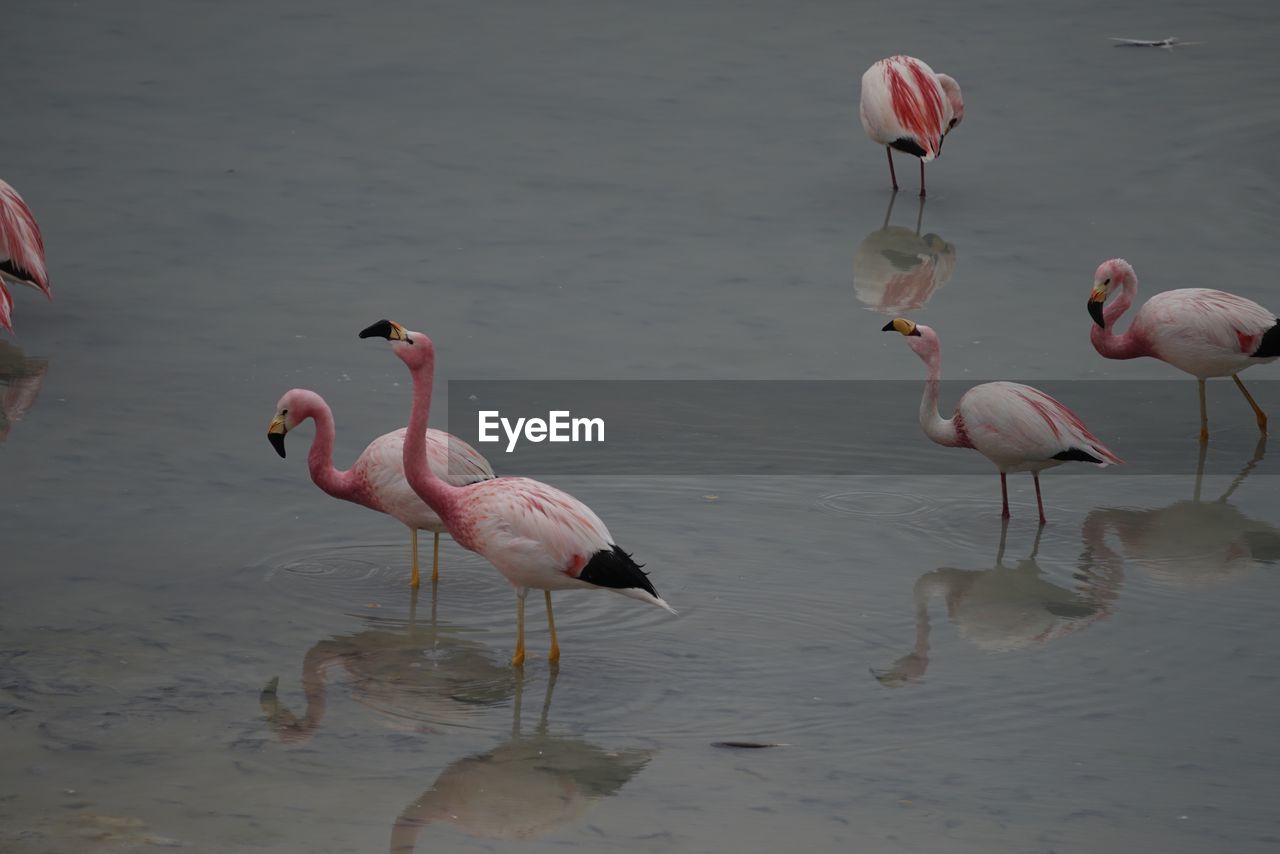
[883,317,1122,524]
[267,388,495,588]
[0,179,53,333]
[859,55,963,197]
[1088,258,1280,442]
[359,319,675,667]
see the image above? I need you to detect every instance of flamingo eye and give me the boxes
[282,409,288,415]
[1103,278,1110,286]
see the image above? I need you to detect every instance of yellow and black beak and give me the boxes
[882,317,921,336]
[1088,287,1107,328]
[358,319,410,342]
[268,414,288,458]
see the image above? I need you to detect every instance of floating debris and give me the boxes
[712,740,788,749]
[1109,36,1199,48]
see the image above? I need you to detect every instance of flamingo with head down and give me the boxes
[267,388,495,587]
[359,319,675,667]
[883,318,1121,524]
[0,179,52,333]
[1088,258,1280,442]
[859,55,964,197]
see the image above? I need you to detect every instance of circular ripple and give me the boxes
[815,488,936,519]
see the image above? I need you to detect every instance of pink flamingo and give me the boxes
[0,179,52,333]
[883,318,1121,524]
[859,55,964,197]
[359,319,675,667]
[1088,258,1280,442]
[267,388,495,587]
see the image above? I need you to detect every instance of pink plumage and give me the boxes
[268,388,495,587]
[884,318,1120,524]
[0,180,52,332]
[860,56,963,196]
[359,319,674,667]
[1088,258,1279,440]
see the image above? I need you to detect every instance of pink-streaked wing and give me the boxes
[0,180,51,299]
[960,382,1121,466]
[0,283,12,332]
[884,57,947,159]
[465,477,613,575]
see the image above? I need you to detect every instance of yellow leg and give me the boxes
[512,592,526,668]
[1233,374,1268,435]
[545,591,560,663]
[431,532,441,583]
[1198,379,1209,443]
[410,529,420,589]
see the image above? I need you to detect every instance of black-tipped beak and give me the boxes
[1088,298,1106,328]
[359,319,409,341]
[268,414,288,458]
[883,318,921,336]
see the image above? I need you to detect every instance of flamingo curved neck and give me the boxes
[302,399,359,499]
[917,350,963,447]
[402,349,463,524]
[1090,277,1146,359]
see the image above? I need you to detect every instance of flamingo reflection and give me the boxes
[874,521,1123,686]
[853,194,956,315]
[1081,440,1280,587]
[260,586,516,743]
[390,669,653,850]
[0,341,47,444]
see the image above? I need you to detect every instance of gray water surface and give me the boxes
[4,0,1280,851]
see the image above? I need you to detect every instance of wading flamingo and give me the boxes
[267,388,495,587]
[859,55,963,197]
[1088,259,1280,442]
[359,319,675,667]
[0,179,52,333]
[883,318,1121,524]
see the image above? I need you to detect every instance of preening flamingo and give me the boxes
[1088,258,1280,442]
[883,318,1121,523]
[267,388,495,588]
[359,319,675,667]
[0,179,52,333]
[859,55,963,197]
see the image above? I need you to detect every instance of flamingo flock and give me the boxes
[4,46,1275,674]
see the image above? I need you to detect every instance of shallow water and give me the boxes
[4,0,1280,851]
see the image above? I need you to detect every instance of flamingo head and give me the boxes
[358,319,433,368]
[1089,258,1135,328]
[268,388,322,458]
[881,316,939,359]
[937,74,964,133]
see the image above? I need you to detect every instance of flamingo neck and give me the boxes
[917,348,964,447]
[300,397,359,499]
[1090,276,1147,359]
[402,348,463,524]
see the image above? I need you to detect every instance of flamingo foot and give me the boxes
[511,647,526,668]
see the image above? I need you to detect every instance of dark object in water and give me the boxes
[712,740,787,749]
